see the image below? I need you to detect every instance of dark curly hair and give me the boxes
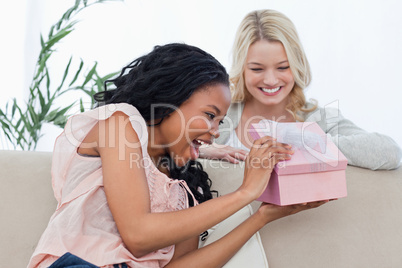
[94,43,228,206]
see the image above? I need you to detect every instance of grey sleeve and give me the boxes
[305,106,402,170]
[215,103,243,145]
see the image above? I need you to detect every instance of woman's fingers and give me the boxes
[251,136,292,153]
[228,148,248,161]
[249,136,276,151]
[259,199,330,222]
[242,136,295,199]
[224,154,241,164]
[290,200,329,214]
[248,136,294,168]
[198,144,248,162]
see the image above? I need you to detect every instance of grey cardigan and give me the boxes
[215,102,401,170]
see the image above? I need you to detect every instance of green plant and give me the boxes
[0,0,122,150]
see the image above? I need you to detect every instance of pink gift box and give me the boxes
[249,120,348,206]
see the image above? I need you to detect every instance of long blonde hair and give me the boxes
[230,9,316,121]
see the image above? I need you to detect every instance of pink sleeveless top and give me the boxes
[28,103,196,268]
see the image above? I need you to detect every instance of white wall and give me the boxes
[1,0,401,151]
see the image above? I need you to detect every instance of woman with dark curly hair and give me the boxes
[28,43,327,268]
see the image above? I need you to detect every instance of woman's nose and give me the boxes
[210,128,220,139]
[263,70,278,86]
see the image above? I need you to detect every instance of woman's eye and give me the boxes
[278,66,290,70]
[206,112,215,120]
[250,68,263,72]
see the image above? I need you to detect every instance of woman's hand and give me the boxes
[199,143,248,164]
[239,136,294,199]
[257,200,329,224]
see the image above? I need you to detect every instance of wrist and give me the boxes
[255,204,280,225]
[247,209,269,230]
[235,187,258,205]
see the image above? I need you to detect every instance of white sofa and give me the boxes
[1,150,402,267]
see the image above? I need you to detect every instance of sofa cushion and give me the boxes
[0,150,56,267]
[200,159,402,268]
[199,205,268,268]
[1,151,401,268]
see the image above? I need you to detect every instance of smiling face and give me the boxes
[244,40,295,108]
[152,83,231,167]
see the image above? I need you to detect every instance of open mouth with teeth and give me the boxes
[260,86,282,96]
[192,139,211,147]
[190,139,212,160]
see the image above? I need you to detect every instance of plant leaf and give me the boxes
[48,25,55,39]
[53,115,68,128]
[15,118,22,129]
[62,7,77,21]
[80,98,85,113]
[56,102,75,117]
[69,59,84,86]
[4,0,125,150]
[101,71,119,81]
[11,100,17,118]
[82,62,98,87]
[34,52,51,80]
[0,120,11,131]
[18,110,33,134]
[37,88,46,108]
[94,72,104,93]
[40,34,45,48]
[45,109,60,122]
[56,56,73,93]
[44,25,75,51]
[28,105,39,125]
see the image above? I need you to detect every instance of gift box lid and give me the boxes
[249,120,348,175]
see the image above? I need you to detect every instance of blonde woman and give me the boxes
[209,9,401,170]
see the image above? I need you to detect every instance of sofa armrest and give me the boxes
[0,150,56,267]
